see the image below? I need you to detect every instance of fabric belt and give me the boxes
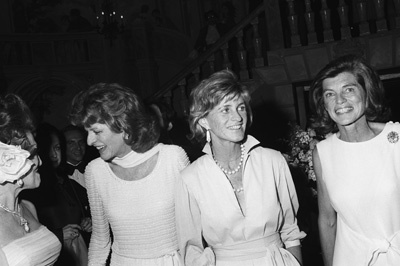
[368,230,400,266]
[212,233,283,261]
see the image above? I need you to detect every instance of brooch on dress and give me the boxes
[387,131,399,143]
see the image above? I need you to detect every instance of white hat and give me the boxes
[0,142,33,184]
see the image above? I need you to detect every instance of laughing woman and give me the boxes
[175,70,305,266]
[68,83,189,266]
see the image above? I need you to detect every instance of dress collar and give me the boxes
[202,135,260,156]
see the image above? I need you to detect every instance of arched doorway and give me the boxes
[7,73,90,129]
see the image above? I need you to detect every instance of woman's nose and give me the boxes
[50,149,56,158]
[336,93,347,104]
[87,132,95,146]
[231,110,243,121]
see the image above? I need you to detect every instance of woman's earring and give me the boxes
[206,130,211,143]
[17,179,24,187]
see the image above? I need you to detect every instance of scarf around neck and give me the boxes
[111,144,161,168]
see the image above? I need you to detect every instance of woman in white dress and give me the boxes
[310,54,400,266]
[175,70,305,266]
[0,94,61,266]
[68,83,189,266]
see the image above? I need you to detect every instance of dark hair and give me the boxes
[62,124,86,137]
[188,69,252,143]
[24,123,67,206]
[69,83,159,153]
[309,54,390,134]
[0,94,36,151]
[36,123,68,179]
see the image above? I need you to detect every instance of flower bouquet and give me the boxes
[283,123,327,197]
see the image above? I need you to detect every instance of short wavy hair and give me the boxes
[188,70,252,143]
[310,54,390,134]
[0,94,36,152]
[69,83,159,153]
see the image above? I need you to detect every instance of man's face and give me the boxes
[64,129,86,165]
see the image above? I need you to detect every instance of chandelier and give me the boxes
[96,0,124,45]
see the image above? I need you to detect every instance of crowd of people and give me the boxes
[0,54,399,266]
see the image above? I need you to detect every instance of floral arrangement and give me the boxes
[283,123,327,197]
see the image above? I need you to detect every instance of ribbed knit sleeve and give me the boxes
[85,159,111,266]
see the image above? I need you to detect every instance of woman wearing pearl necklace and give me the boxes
[0,94,61,266]
[176,70,305,266]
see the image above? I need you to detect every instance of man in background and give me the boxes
[63,125,91,188]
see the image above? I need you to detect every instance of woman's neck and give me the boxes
[338,120,377,142]
[0,188,19,211]
[211,142,242,162]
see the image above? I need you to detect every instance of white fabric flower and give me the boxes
[0,142,33,184]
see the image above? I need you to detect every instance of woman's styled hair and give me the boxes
[0,94,36,152]
[310,54,390,134]
[69,83,159,153]
[188,69,252,143]
[36,123,67,175]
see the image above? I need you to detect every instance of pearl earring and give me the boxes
[206,130,211,143]
[17,179,24,187]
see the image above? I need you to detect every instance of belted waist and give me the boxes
[212,233,283,261]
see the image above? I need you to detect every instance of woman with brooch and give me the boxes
[175,70,305,266]
[310,54,400,266]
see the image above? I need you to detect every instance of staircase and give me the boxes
[145,0,400,131]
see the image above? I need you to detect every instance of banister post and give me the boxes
[394,0,400,28]
[235,30,249,80]
[373,0,388,32]
[338,0,352,39]
[320,0,334,42]
[251,17,265,67]
[287,0,301,47]
[207,54,216,75]
[356,0,370,35]
[192,67,201,85]
[221,43,232,70]
[304,0,318,45]
[263,0,285,51]
[178,79,189,117]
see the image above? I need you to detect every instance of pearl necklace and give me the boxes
[213,144,245,175]
[0,203,30,232]
[233,187,244,193]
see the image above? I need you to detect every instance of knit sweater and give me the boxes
[85,144,189,265]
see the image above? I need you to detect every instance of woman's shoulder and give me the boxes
[160,143,187,155]
[383,121,400,130]
[87,157,106,169]
[180,154,207,175]
[370,121,389,132]
[159,144,190,164]
[250,145,285,161]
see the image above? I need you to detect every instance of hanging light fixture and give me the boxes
[96,0,124,46]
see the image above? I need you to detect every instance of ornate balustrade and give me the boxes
[148,0,400,119]
[284,0,400,47]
